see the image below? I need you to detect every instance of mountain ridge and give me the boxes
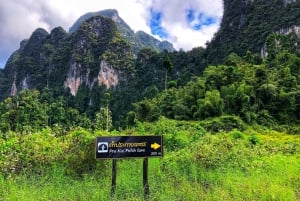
[68,9,175,54]
[0,9,175,99]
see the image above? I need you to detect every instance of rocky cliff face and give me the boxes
[206,0,300,64]
[278,25,300,37]
[64,60,120,96]
[97,61,119,89]
[0,9,174,100]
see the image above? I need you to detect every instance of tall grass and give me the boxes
[1,151,299,200]
[0,166,110,201]
[1,123,299,200]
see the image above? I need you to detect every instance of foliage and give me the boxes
[94,107,112,131]
[199,115,246,133]
[62,128,99,175]
[0,127,106,177]
[0,120,299,200]
[206,0,300,64]
[0,90,93,133]
[132,40,300,130]
[1,33,299,132]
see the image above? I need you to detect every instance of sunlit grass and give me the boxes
[1,154,298,200]
[1,128,299,201]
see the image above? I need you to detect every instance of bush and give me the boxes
[274,124,300,135]
[164,131,190,151]
[0,127,105,176]
[0,135,20,175]
[230,130,245,140]
[61,127,98,175]
[248,135,260,146]
[200,115,246,133]
[141,117,206,151]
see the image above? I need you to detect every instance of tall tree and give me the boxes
[162,52,174,90]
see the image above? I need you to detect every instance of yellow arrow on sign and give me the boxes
[151,142,161,150]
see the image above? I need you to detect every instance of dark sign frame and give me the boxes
[95,135,163,159]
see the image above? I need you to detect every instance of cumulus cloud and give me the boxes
[141,0,223,50]
[0,0,223,68]
[48,0,149,33]
[0,0,68,68]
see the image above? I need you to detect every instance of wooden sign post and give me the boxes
[111,159,117,197]
[143,157,149,199]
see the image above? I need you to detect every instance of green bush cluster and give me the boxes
[137,117,206,151]
[0,128,108,177]
[163,129,299,172]
[199,115,246,133]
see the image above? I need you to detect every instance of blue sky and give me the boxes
[186,9,217,30]
[148,8,218,39]
[149,9,168,39]
[0,0,223,68]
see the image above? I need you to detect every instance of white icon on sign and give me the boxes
[98,142,108,153]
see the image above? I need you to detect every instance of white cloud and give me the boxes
[0,0,67,67]
[175,24,221,50]
[48,0,150,33]
[144,0,223,50]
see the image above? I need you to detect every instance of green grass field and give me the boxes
[1,125,299,201]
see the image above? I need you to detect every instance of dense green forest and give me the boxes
[0,33,299,134]
[133,34,300,130]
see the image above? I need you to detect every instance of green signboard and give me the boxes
[96,136,163,159]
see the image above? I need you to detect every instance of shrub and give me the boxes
[0,136,21,175]
[248,135,260,145]
[230,130,245,140]
[62,127,98,175]
[144,117,206,151]
[164,131,190,151]
[200,115,246,133]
